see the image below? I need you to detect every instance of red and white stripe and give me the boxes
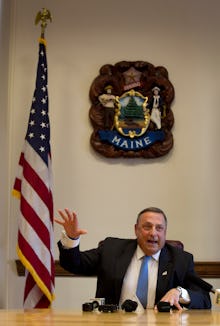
[13,141,55,308]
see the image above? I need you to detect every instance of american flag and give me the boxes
[12,38,55,308]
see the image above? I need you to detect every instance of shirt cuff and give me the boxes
[179,287,190,304]
[60,230,80,249]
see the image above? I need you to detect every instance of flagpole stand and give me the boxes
[35,8,52,38]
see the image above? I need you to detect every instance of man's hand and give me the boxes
[157,288,183,311]
[54,208,87,239]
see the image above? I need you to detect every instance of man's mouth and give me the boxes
[147,239,158,245]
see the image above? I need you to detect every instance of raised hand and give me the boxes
[54,208,87,239]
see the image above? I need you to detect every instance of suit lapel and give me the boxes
[114,240,137,301]
[156,246,174,303]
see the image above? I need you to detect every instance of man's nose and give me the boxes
[149,226,157,234]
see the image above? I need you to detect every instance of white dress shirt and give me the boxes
[119,245,160,311]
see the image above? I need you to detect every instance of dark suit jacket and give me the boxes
[58,237,211,309]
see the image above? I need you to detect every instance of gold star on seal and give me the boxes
[123,67,142,85]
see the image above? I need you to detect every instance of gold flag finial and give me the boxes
[35,8,52,38]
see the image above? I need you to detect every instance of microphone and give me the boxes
[121,300,138,312]
[186,273,215,293]
[157,301,172,312]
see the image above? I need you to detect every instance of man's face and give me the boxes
[135,211,167,256]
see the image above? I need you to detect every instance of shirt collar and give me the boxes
[136,245,161,262]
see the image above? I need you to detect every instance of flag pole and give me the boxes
[35,8,52,38]
[13,8,55,308]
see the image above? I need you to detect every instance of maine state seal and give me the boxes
[89,61,174,158]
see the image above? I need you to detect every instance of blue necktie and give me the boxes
[136,256,150,308]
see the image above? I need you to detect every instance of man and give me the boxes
[55,207,211,310]
[98,85,116,130]
[147,86,164,129]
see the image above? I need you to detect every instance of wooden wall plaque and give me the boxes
[89,61,175,158]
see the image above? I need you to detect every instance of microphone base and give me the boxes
[157,301,171,312]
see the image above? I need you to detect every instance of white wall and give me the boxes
[1,0,220,309]
[0,0,11,309]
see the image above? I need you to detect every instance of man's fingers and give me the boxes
[54,217,64,225]
[64,208,78,222]
[79,229,88,235]
[57,209,69,221]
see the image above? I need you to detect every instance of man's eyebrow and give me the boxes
[142,222,165,227]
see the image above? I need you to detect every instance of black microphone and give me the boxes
[121,299,138,312]
[186,273,215,293]
[157,301,171,312]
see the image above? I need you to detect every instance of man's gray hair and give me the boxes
[136,207,167,226]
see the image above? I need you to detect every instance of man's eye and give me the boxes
[143,225,151,230]
[156,226,164,231]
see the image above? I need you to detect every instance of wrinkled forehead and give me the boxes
[137,212,167,227]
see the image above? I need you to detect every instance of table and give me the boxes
[0,308,220,325]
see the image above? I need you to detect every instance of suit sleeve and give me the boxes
[57,240,100,276]
[178,251,211,309]
[158,245,211,309]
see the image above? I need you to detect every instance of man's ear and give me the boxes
[134,223,138,236]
